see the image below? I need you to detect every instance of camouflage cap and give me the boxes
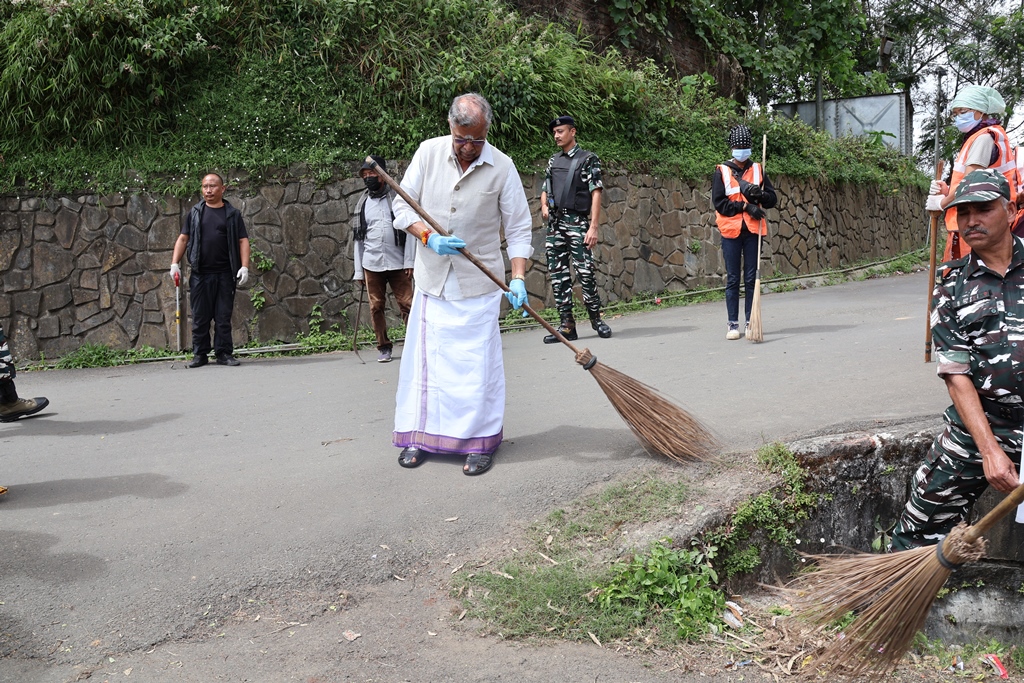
[946,168,1010,209]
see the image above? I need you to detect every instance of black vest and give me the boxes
[549,149,594,214]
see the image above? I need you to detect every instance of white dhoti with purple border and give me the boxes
[393,289,504,455]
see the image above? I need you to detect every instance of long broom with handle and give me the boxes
[782,481,1024,677]
[367,156,717,462]
[746,134,768,343]
[924,159,945,362]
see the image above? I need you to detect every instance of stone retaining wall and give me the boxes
[0,170,925,360]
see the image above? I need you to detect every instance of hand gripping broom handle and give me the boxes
[366,157,584,356]
[963,480,1024,542]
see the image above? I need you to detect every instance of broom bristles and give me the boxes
[575,349,718,462]
[782,523,986,677]
[747,282,763,342]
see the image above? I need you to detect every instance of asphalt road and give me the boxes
[1,271,951,682]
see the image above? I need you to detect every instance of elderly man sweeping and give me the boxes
[891,169,1023,550]
[389,93,533,476]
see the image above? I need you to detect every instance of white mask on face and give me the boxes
[732,148,752,162]
[954,111,980,133]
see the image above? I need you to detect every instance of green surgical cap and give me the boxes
[949,85,1006,116]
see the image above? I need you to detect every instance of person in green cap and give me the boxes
[892,169,1022,550]
[925,85,1019,262]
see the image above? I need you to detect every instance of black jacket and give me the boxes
[185,200,245,274]
[711,160,778,225]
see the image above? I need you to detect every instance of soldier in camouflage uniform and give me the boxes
[539,115,612,343]
[891,169,1024,550]
[0,324,51,496]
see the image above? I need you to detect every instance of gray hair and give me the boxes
[448,93,492,129]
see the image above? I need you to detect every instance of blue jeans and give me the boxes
[721,228,760,324]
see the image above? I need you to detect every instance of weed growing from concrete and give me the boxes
[702,442,818,579]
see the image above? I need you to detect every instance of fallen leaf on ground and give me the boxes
[393,575,406,581]
[588,632,602,647]
[490,570,514,580]
[342,630,361,641]
[124,668,132,676]
[428,631,437,636]
[444,516,458,522]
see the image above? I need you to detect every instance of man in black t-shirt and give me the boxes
[170,173,251,367]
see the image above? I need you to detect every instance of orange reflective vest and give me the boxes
[715,163,767,239]
[944,125,1018,239]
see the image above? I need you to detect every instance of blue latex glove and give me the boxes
[426,233,466,255]
[506,278,527,310]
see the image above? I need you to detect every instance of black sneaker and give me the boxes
[215,354,240,367]
[187,355,208,368]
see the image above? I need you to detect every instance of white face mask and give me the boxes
[732,148,752,162]
[953,111,980,133]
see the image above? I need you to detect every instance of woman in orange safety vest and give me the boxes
[712,125,778,340]
[926,85,1018,261]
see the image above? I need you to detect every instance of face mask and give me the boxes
[732,149,752,162]
[954,111,979,133]
[363,176,382,192]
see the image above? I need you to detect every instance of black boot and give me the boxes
[543,314,577,343]
[0,380,48,423]
[590,314,612,339]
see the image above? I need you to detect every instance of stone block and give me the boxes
[135,271,161,294]
[144,290,161,311]
[99,193,125,207]
[83,318,129,347]
[114,293,131,317]
[260,185,285,207]
[42,283,73,311]
[20,198,40,211]
[14,291,41,316]
[11,315,38,360]
[33,242,74,287]
[116,224,148,251]
[313,200,346,226]
[149,216,180,250]
[143,310,164,324]
[309,236,338,263]
[102,242,134,272]
[276,273,297,298]
[301,252,329,278]
[285,258,307,280]
[126,194,158,229]
[0,229,21,271]
[312,190,328,205]
[159,196,180,216]
[34,223,55,243]
[73,303,104,325]
[3,270,32,292]
[81,205,108,234]
[137,323,168,349]
[0,297,8,318]
[37,315,60,339]
[119,302,143,340]
[283,295,318,318]
[283,182,299,204]
[298,278,322,296]
[74,282,99,304]
[255,304,298,342]
[282,204,313,254]
[60,197,82,213]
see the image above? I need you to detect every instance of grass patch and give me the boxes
[456,471,716,645]
[53,343,169,369]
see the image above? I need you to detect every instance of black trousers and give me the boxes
[190,271,236,357]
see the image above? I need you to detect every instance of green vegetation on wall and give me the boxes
[0,0,923,196]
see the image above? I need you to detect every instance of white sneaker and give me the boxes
[726,324,741,340]
[744,321,751,339]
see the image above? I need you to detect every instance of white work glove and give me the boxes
[170,262,181,284]
[925,194,944,212]
[929,179,943,195]
[236,266,249,286]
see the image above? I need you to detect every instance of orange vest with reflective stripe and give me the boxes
[715,163,767,239]
[945,125,1018,234]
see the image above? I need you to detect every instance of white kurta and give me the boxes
[391,136,533,455]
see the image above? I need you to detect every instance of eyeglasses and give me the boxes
[452,136,486,147]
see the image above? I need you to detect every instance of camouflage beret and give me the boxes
[947,169,1011,209]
